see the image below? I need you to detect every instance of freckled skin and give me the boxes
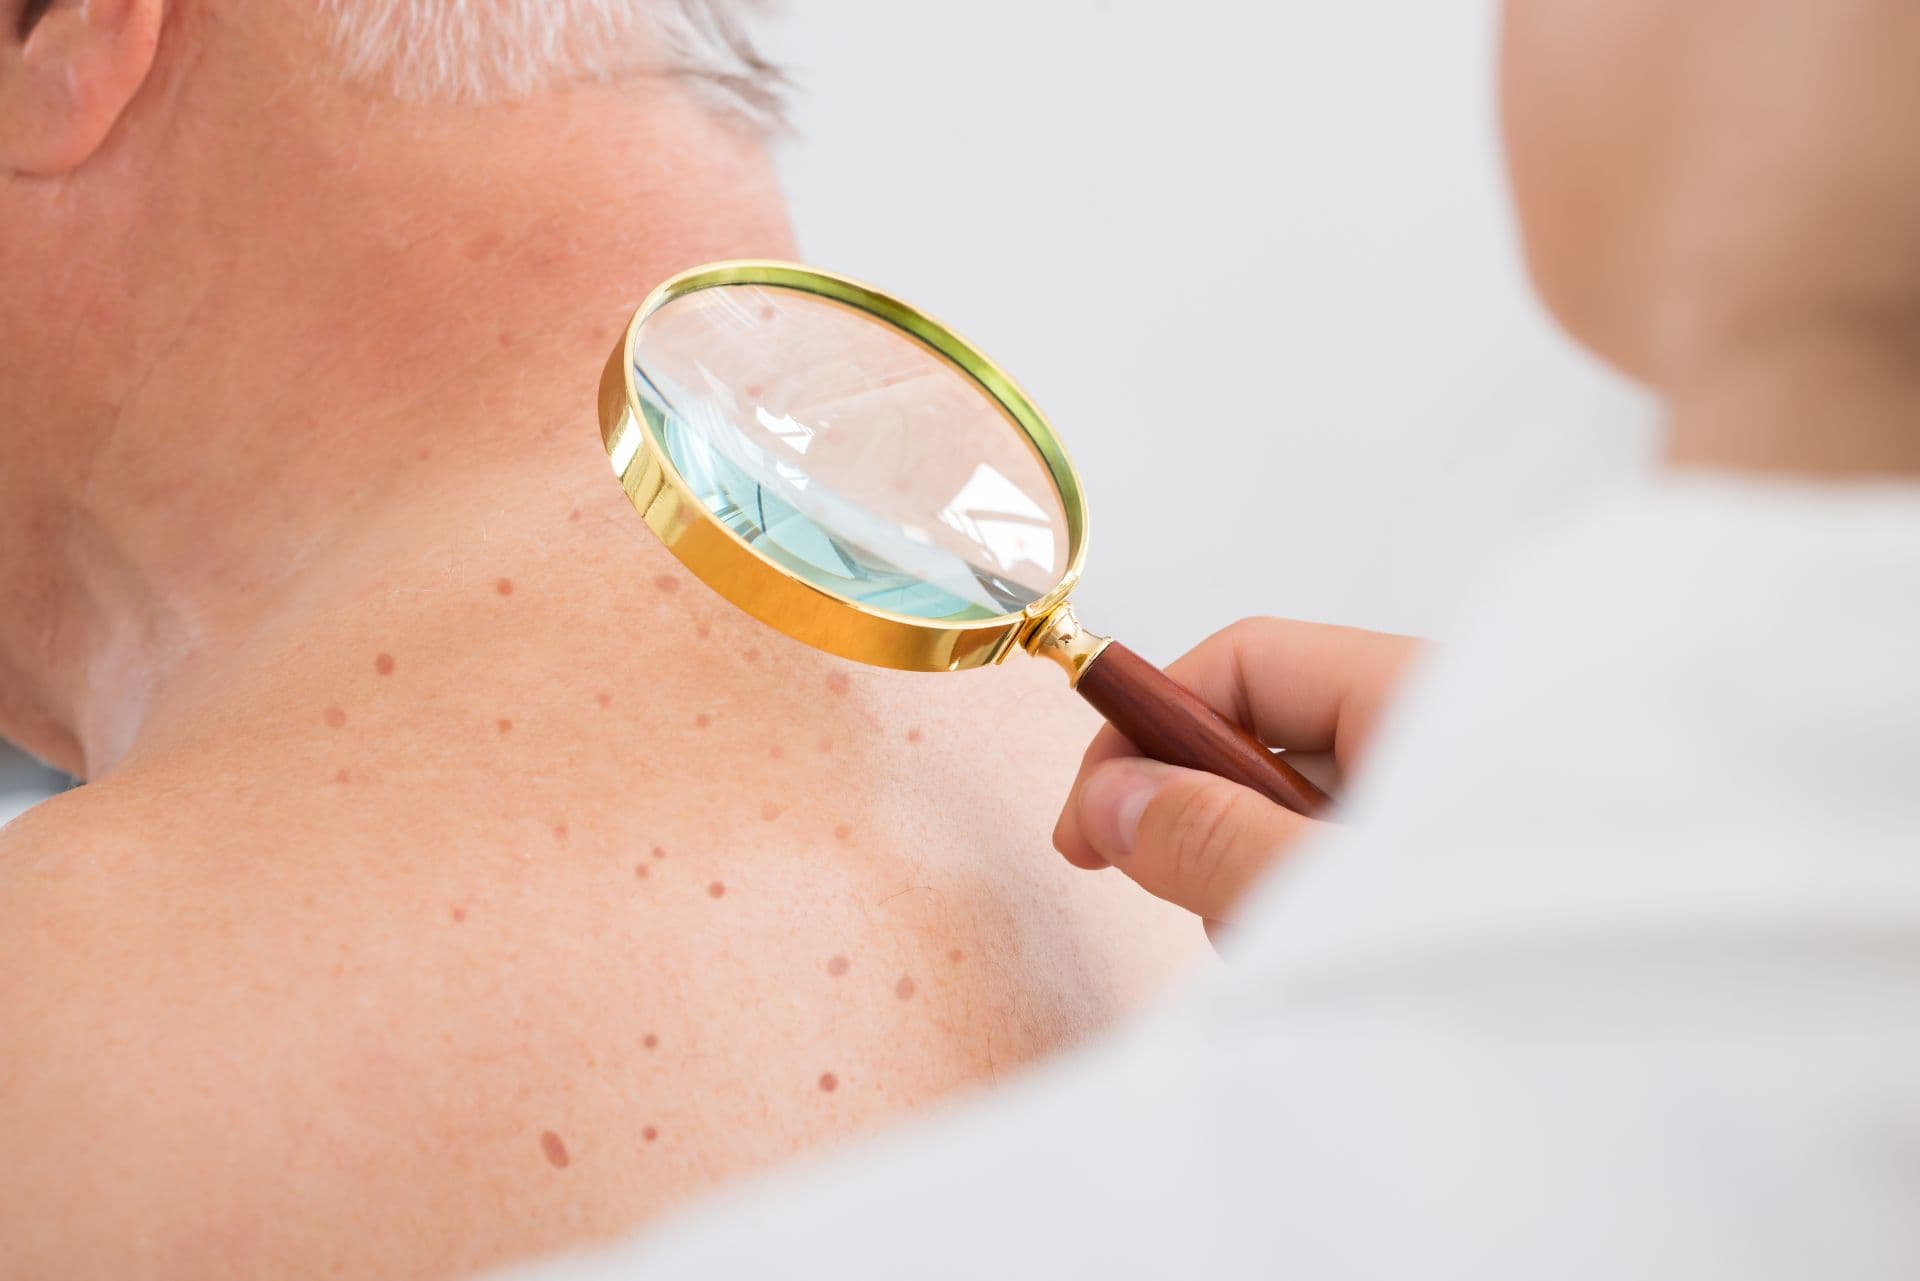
[652,575,679,593]
[826,954,849,977]
[634,863,648,879]
[451,906,467,923]
[832,825,852,842]
[817,1073,838,1094]
[642,1034,658,1050]
[906,728,923,744]
[496,579,514,597]
[650,846,666,860]
[332,769,350,785]
[552,824,567,841]
[707,881,726,899]
[947,949,966,965]
[595,691,611,708]
[694,714,711,729]
[540,1132,570,1170]
[323,707,346,729]
[743,649,759,663]
[642,1126,658,1143]
[496,719,513,735]
[825,672,851,696]
[760,802,779,821]
[768,745,783,760]
[895,976,916,1001]
[374,653,395,676]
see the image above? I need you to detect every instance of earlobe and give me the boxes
[0,0,163,175]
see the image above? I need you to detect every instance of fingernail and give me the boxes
[1078,761,1159,860]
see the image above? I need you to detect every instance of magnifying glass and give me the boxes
[598,261,1326,816]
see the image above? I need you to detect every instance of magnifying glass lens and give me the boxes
[630,284,1070,622]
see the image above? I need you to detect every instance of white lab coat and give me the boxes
[507,475,1920,1280]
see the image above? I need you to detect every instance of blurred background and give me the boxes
[0,0,1654,823]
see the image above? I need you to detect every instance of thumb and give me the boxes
[1074,757,1323,921]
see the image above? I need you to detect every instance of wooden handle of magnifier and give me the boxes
[1075,642,1329,817]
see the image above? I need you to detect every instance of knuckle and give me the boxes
[1157,781,1243,902]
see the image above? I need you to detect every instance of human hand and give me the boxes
[1053,619,1422,929]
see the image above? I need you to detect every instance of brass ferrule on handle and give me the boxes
[1020,602,1113,688]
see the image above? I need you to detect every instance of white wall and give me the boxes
[0,0,1656,823]
[760,0,1655,652]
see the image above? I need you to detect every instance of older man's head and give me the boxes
[0,0,793,773]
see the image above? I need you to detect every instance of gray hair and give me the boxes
[317,0,787,130]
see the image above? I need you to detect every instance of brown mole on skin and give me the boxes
[833,824,852,842]
[947,948,966,964]
[906,727,924,744]
[375,653,396,676]
[540,1131,571,1170]
[496,578,515,596]
[643,1126,659,1143]
[497,718,513,735]
[333,769,351,785]
[651,845,667,860]
[695,713,712,729]
[653,574,680,593]
[552,823,568,841]
[895,976,917,1001]
[323,706,347,729]
[643,1034,658,1050]
[708,881,726,899]
[634,863,649,879]
[826,954,850,978]
[818,1073,839,1093]
[451,905,468,923]
[596,691,612,709]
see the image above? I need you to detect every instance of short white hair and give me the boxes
[317,0,786,130]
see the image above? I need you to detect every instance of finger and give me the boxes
[1072,756,1331,921]
[1053,620,1418,866]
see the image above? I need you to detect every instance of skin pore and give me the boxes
[0,3,1204,1277]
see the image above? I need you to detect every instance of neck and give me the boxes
[1664,314,1920,478]
[5,80,795,778]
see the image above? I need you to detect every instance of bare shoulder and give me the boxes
[0,692,1203,1278]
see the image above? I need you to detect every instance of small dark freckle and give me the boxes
[708,880,726,899]
[761,802,780,821]
[643,1033,658,1050]
[596,691,612,708]
[895,976,917,1000]
[906,727,924,743]
[653,574,680,593]
[334,769,351,785]
[634,863,649,878]
[416,446,432,462]
[568,507,581,522]
[818,1072,839,1093]
[947,948,966,964]
[552,823,568,841]
[323,706,347,728]
[451,905,467,923]
[825,672,851,696]
[768,744,783,760]
[540,1131,571,1169]
[496,578,515,596]
[833,824,852,842]
[651,845,667,860]
[375,653,396,676]
[695,713,712,729]
[497,718,514,735]
[643,1126,659,1143]
[826,954,849,978]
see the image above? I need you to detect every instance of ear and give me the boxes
[0,0,164,175]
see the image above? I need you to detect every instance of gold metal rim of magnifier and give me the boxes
[598,259,1109,679]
